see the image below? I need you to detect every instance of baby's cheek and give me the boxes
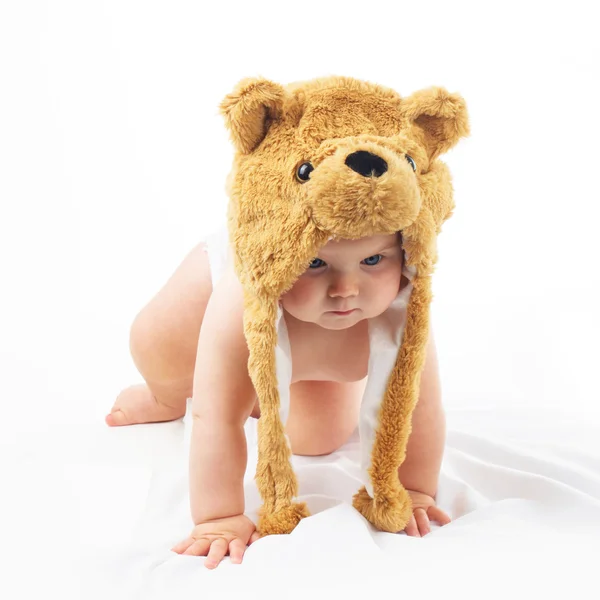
[375,268,403,299]
[281,279,317,310]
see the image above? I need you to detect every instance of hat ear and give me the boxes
[218,77,287,154]
[400,86,471,163]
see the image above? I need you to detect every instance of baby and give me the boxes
[107,231,450,568]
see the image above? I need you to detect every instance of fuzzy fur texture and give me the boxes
[218,75,470,535]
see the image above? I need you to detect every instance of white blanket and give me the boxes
[4,403,599,599]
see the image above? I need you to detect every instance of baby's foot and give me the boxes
[105,383,187,426]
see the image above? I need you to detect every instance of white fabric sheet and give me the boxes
[5,404,598,598]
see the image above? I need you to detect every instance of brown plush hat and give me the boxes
[218,75,470,536]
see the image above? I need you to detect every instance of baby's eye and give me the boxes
[308,258,326,269]
[362,254,383,266]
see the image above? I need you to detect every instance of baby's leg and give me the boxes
[106,242,213,426]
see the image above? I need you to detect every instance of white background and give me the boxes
[1,1,599,596]
[2,1,599,432]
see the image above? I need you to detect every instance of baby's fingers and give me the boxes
[403,514,421,537]
[428,505,452,525]
[249,531,261,544]
[414,507,431,536]
[182,537,211,557]
[205,537,229,569]
[228,538,246,564]
[171,537,198,554]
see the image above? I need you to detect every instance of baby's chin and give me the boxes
[282,306,358,329]
[318,320,358,331]
[316,311,366,330]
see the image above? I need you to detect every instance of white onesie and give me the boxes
[200,222,232,287]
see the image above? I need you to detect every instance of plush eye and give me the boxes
[296,162,314,182]
[405,154,417,172]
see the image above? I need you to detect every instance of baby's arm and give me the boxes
[396,325,446,498]
[189,267,258,524]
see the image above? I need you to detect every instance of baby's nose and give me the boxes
[329,280,359,298]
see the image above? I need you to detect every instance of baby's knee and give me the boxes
[129,312,157,372]
[288,430,352,456]
[284,380,362,456]
[286,416,356,456]
[128,311,184,382]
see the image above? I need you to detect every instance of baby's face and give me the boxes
[280,232,404,330]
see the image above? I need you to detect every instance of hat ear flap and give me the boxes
[219,77,287,154]
[242,287,310,535]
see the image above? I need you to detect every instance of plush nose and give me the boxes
[344,151,388,178]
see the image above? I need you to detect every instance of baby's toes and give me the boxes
[105,384,150,427]
[105,409,129,427]
[106,383,185,427]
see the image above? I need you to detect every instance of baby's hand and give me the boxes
[402,490,452,537]
[171,514,261,569]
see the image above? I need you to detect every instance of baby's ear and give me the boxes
[218,77,287,154]
[400,86,471,163]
